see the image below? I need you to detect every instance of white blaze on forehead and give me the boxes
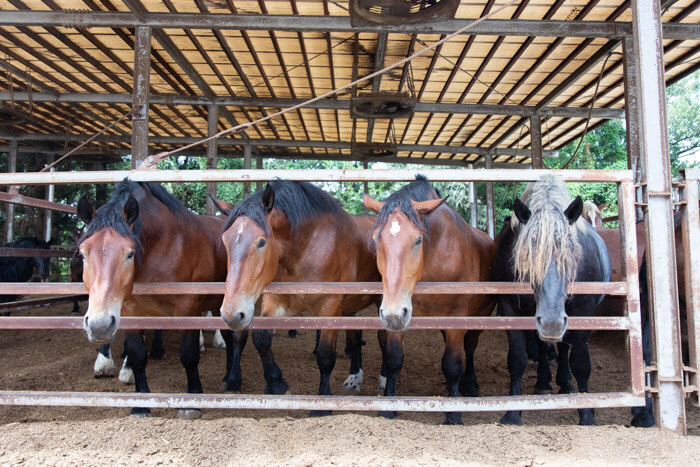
[389,220,401,237]
[235,219,248,244]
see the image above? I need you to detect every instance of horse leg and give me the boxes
[93,343,116,377]
[341,329,364,394]
[631,309,655,427]
[221,330,248,393]
[568,330,596,426]
[377,330,404,419]
[442,329,466,425]
[119,337,135,385]
[312,329,320,356]
[555,341,574,394]
[178,329,203,419]
[526,331,540,364]
[534,337,554,394]
[500,329,528,425]
[150,330,165,359]
[311,328,339,417]
[460,330,481,397]
[252,329,290,395]
[125,331,150,417]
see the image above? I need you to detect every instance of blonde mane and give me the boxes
[582,200,602,228]
[511,176,585,289]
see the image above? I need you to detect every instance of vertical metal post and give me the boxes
[622,37,644,221]
[132,26,151,169]
[256,157,264,192]
[680,170,700,406]
[485,154,495,239]
[468,163,477,228]
[4,140,17,243]
[243,145,252,196]
[529,116,543,169]
[363,161,369,214]
[632,0,686,432]
[205,104,218,216]
[619,181,644,396]
[44,154,55,242]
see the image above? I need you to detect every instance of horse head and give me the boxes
[77,192,140,343]
[363,188,445,332]
[219,184,282,330]
[513,193,584,342]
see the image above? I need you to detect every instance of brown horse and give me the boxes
[218,180,380,415]
[362,175,496,425]
[77,179,247,418]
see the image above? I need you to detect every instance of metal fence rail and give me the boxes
[0,169,644,418]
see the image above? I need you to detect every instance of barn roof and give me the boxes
[0,0,698,167]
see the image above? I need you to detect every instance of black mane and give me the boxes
[373,175,441,240]
[79,179,190,253]
[223,180,345,234]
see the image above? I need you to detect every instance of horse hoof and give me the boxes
[579,418,597,426]
[578,409,597,426]
[225,390,242,395]
[310,410,331,417]
[631,414,655,428]
[499,412,523,426]
[130,408,151,418]
[150,351,165,360]
[534,387,553,395]
[93,353,116,378]
[264,381,290,395]
[119,364,135,385]
[443,413,463,425]
[341,369,364,395]
[178,409,202,420]
[378,411,397,419]
[284,390,292,395]
[220,381,242,394]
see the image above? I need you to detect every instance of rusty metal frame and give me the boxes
[679,169,700,406]
[0,169,646,416]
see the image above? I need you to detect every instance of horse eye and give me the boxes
[415,236,423,247]
[257,239,267,249]
[126,251,135,260]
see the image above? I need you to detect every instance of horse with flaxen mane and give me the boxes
[217,180,379,414]
[77,179,246,418]
[362,175,496,425]
[493,175,611,426]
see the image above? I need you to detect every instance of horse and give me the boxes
[582,201,606,228]
[493,175,611,426]
[77,179,247,418]
[1,237,52,315]
[362,175,496,425]
[217,180,380,415]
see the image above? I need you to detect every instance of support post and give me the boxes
[205,104,218,215]
[622,37,644,221]
[632,0,685,432]
[468,163,477,228]
[363,161,369,214]
[530,116,543,169]
[256,157,263,192]
[485,155,495,239]
[44,154,54,242]
[4,140,17,243]
[243,145,252,196]
[131,26,151,168]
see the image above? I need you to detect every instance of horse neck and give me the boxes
[134,191,195,254]
[275,212,345,269]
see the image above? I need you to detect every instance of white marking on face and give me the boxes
[389,220,400,237]
[235,220,247,244]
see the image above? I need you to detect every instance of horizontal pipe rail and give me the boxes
[0,248,74,258]
[0,169,633,186]
[0,192,77,214]
[0,390,646,411]
[0,281,629,295]
[0,316,632,331]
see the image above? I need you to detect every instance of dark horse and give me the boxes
[218,180,380,414]
[363,175,496,425]
[1,237,52,314]
[493,175,611,426]
[77,179,246,418]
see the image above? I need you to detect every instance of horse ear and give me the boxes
[513,198,531,225]
[122,194,140,226]
[411,198,445,214]
[262,184,275,214]
[565,196,584,224]
[598,202,607,211]
[362,194,384,213]
[208,194,234,216]
[77,195,96,225]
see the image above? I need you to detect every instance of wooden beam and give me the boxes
[132,26,150,168]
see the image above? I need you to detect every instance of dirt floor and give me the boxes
[1,302,699,465]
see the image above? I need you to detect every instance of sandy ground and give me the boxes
[1,302,699,465]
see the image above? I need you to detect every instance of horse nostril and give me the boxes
[84,315,89,327]
[402,307,408,317]
[536,316,542,325]
[110,315,116,329]
[238,312,245,322]
[562,316,568,324]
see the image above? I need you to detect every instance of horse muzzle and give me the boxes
[83,311,119,343]
[535,313,568,343]
[379,304,412,332]
[220,302,254,331]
